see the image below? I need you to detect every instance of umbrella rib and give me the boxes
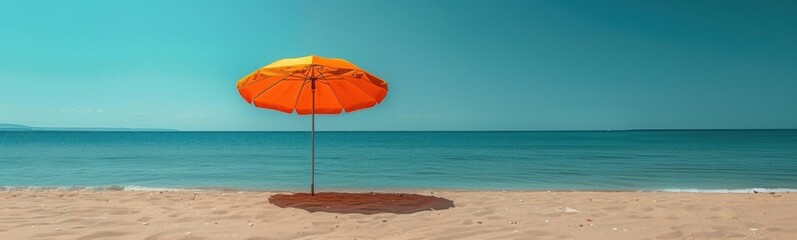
[239,70,263,88]
[240,71,303,88]
[319,77,347,112]
[339,78,380,103]
[283,75,307,80]
[290,78,310,112]
[362,73,387,86]
[249,73,296,103]
[314,71,332,80]
[311,70,359,81]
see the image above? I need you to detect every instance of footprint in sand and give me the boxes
[473,209,496,217]
[211,210,229,215]
[76,231,129,240]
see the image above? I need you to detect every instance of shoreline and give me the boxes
[3,185,797,194]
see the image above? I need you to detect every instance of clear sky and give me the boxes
[1,0,796,131]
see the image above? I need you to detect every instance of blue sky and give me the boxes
[1,0,796,131]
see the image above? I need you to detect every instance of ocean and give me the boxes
[1,130,796,192]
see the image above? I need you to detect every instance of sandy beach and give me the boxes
[2,190,796,240]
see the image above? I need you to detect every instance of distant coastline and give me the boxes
[0,123,178,132]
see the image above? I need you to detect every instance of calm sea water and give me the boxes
[1,131,796,192]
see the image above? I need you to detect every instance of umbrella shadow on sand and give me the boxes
[268,192,455,215]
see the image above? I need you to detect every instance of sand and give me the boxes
[2,190,796,240]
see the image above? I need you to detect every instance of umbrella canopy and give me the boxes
[236,55,389,195]
[237,55,388,114]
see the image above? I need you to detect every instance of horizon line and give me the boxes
[146,128,797,132]
[3,123,796,132]
[4,129,797,133]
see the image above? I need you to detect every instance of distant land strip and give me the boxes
[0,123,178,132]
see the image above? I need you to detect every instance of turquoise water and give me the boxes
[1,131,796,192]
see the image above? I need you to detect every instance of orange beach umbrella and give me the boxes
[236,55,388,195]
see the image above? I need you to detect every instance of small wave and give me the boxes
[658,188,796,193]
[3,186,795,193]
[0,186,196,192]
[0,186,103,191]
[122,186,196,192]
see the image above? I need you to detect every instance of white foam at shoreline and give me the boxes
[0,186,196,192]
[121,186,197,192]
[3,186,795,193]
[659,188,796,193]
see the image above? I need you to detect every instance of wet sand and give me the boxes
[1,190,796,239]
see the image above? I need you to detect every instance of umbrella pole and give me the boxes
[311,79,316,196]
